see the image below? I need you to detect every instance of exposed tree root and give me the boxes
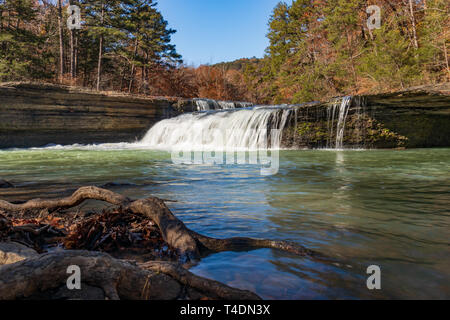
[0,186,130,212]
[0,250,260,300]
[139,261,260,300]
[0,186,322,262]
[190,231,320,257]
[0,186,334,300]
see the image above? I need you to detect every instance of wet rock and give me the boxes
[0,242,38,265]
[0,82,180,148]
[282,83,450,149]
[100,182,136,188]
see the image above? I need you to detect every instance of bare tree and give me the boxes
[408,0,419,49]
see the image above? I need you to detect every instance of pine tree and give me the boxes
[266,2,291,72]
[321,0,365,92]
[359,25,420,89]
[0,0,49,80]
[80,0,126,90]
[121,0,181,93]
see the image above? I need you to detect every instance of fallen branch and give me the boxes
[140,261,260,300]
[190,231,320,257]
[0,250,260,300]
[0,186,322,262]
[0,186,130,212]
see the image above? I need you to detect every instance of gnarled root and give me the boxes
[0,186,322,262]
[0,250,260,300]
[190,232,321,258]
[0,186,129,212]
[139,261,260,300]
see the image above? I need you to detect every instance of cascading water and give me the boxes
[193,98,253,111]
[28,96,357,152]
[335,96,352,149]
[326,96,352,149]
[194,99,220,111]
[139,106,292,151]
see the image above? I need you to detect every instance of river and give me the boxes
[1,147,449,299]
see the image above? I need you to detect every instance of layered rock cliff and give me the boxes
[0,83,180,148]
[281,83,450,149]
[0,82,449,149]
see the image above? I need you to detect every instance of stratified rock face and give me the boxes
[1,82,449,149]
[282,83,450,149]
[0,82,181,148]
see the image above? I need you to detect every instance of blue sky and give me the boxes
[157,0,291,66]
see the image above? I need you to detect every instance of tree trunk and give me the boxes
[71,1,78,81]
[57,0,64,83]
[0,5,3,32]
[70,30,74,81]
[74,30,78,80]
[346,30,358,91]
[96,2,104,91]
[83,44,89,87]
[128,38,139,93]
[408,0,419,49]
[444,40,450,81]
[96,36,103,91]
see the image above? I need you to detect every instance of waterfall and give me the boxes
[193,98,253,111]
[139,106,292,151]
[326,96,352,149]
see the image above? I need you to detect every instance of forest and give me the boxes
[0,0,448,103]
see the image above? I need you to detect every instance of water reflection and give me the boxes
[259,150,450,299]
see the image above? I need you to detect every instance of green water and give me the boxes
[0,148,449,299]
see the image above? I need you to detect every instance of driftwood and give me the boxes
[0,186,324,300]
[0,250,260,300]
[0,186,321,262]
